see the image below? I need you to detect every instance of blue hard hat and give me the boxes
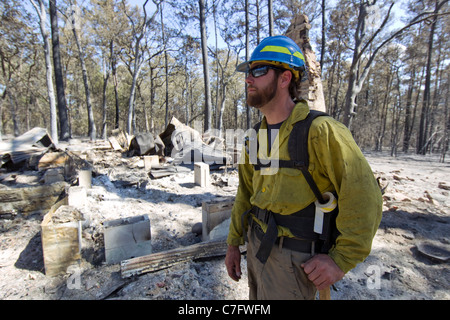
[236,35,305,79]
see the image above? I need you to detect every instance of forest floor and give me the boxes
[0,139,449,301]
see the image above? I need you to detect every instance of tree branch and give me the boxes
[356,7,450,89]
[356,2,395,63]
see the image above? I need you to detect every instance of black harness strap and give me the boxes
[255,213,279,263]
[288,110,328,204]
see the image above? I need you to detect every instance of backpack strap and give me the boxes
[288,110,328,203]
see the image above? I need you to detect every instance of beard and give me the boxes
[247,76,278,109]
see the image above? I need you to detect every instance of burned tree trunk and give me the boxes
[50,0,70,141]
[29,0,58,143]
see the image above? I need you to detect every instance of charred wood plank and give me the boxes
[0,181,68,218]
[121,240,230,278]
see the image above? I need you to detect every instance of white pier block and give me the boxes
[194,162,210,187]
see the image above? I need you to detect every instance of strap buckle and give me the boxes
[293,160,306,169]
[253,207,272,225]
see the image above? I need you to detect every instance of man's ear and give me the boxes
[279,70,293,89]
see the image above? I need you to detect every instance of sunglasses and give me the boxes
[247,65,283,78]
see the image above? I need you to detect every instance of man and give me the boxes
[225,35,382,300]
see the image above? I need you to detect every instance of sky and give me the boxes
[124,0,410,43]
[127,0,158,12]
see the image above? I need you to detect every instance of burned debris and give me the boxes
[0,119,239,286]
[1,122,449,300]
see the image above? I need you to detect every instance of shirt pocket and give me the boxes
[273,167,315,212]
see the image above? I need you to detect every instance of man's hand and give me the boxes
[301,254,345,290]
[225,245,242,281]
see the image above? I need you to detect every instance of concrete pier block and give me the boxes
[68,186,87,209]
[201,198,233,241]
[41,204,82,276]
[194,162,209,187]
[78,168,92,189]
[103,215,152,264]
[144,155,159,170]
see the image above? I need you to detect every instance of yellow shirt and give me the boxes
[227,101,382,273]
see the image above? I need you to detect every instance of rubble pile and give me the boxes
[0,122,248,299]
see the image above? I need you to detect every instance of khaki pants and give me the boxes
[247,227,317,300]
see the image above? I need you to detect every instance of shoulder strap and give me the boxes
[288,110,328,203]
[288,110,328,169]
[250,121,262,170]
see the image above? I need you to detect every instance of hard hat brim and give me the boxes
[235,59,278,73]
[236,61,250,73]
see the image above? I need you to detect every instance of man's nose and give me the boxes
[245,74,254,84]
